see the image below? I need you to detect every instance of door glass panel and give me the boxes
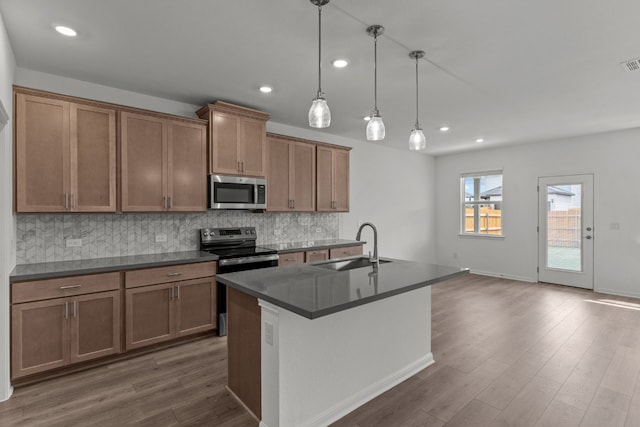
[546,184,582,271]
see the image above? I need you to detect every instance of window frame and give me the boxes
[460,170,504,238]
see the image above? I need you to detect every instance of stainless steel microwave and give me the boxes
[208,175,267,210]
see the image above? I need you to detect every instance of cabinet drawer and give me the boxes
[12,272,121,304]
[279,252,305,266]
[125,261,217,288]
[329,245,363,259]
[305,249,329,263]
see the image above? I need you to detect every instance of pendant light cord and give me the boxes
[373,33,378,114]
[415,56,419,128]
[317,5,323,96]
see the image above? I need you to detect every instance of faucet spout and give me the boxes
[356,222,378,265]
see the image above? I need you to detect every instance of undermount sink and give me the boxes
[316,256,392,272]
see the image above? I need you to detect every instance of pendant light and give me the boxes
[366,25,385,141]
[408,50,426,151]
[308,0,331,128]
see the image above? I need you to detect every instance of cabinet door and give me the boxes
[11,297,70,378]
[240,118,266,177]
[279,251,305,266]
[267,136,292,211]
[71,103,117,212]
[210,111,240,175]
[306,249,329,263]
[120,112,167,212]
[291,141,316,211]
[334,149,350,212]
[175,278,216,337]
[125,283,174,350]
[167,120,207,212]
[316,146,334,212]
[70,290,121,364]
[15,93,70,212]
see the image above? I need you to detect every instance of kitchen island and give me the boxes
[216,257,468,427]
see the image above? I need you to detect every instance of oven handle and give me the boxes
[218,254,280,267]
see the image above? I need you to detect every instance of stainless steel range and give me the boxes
[199,226,279,336]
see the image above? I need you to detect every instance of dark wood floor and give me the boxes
[1,274,640,426]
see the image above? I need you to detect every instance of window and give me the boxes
[461,171,503,236]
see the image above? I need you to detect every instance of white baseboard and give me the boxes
[300,353,435,427]
[0,385,13,402]
[471,269,537,283]
[593,287,640,300]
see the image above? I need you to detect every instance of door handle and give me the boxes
[584,235,592,240]
[586,227,592,231]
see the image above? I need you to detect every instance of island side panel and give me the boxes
[260,286,433,427]
[227,286,261,419]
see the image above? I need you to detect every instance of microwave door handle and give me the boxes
[254,183,258,206]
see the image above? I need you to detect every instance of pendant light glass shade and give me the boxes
[309,94,330,128]
[408,50,426,150]
[366,113,385,141]
[409,128,426,151]
[366,25,385,141]
[309,0,331,128]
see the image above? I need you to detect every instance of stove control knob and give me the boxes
[203,232,209,237]
[245,230,250,234]
[251,230,255,235]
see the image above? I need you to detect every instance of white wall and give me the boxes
[268,122,436,263]
[0,9,16,401]
[436,128,640,298]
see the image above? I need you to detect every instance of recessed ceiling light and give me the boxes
[55,25,77,37]
[259,85,273,94]
[475,138,485,143]
[332,59,348,68]
[439,126,450,132]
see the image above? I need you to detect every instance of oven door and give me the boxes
[216,254,279,336]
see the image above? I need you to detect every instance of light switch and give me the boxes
[265,322,273,346]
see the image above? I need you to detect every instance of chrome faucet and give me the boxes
[356,222,378,265]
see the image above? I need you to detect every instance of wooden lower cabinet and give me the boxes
[11,290,121,379]
[329,245,363,259]
[306,249,329,262]
[278,251,305,266]
[125,278,216,350]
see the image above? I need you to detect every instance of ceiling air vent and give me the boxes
[620,58,640,72]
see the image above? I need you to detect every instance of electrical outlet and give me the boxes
[315,227,322,233]
[65,238,82,248]
[155,233,167,243]
[274,229,282,235]
[610,222,620,230]
[265,322,273,346]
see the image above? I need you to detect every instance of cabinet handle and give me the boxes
[170,286,174,300]
[286,257,296,262]
[176,285,180,300]
[167,272,182,277]
[292,200,295,209]
[59,285,81,290]
[237,161,241,172]
[241,162,245,173]
[72,300,77,319]
[64,301,69,320]
[64,193,69,210]
[71,193,76,209]
[168,196,173,209]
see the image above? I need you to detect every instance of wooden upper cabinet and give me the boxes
[167,120,207,211]
[316,146,350,212]
[267,134,316,212]
[120,111,207,212]
[197,102,270,177]
[14,90,116,212]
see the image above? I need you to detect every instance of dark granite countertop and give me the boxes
[10,251,218,282]
[216,257,469,319]
[262,239,365,254]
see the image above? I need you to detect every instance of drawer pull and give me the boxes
[166,272,182,277]
[59,285,82,290]
[286,258,297,261]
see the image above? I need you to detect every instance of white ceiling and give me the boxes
[2,0,640,156]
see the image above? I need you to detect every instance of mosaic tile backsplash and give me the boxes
[16,211,340,264]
